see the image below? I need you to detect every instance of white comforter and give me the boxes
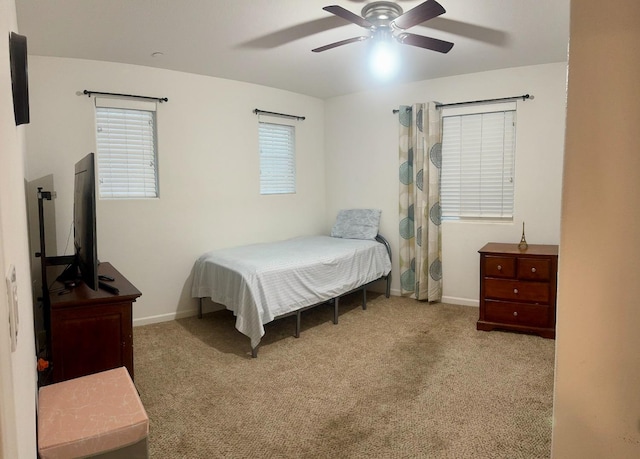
[191,236,391,348]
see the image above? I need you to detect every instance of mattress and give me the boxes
[192,235,392,348]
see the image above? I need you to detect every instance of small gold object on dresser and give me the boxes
[518,222,528,250]
[477,242,558,339]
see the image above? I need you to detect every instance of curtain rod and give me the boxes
[254,108,305,121]
[392,94,531,114]
[83,89,168,103]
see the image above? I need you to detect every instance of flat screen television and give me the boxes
[73,153,99,290]
[9,32,30,126]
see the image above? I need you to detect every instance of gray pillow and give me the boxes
[331,209,381,240]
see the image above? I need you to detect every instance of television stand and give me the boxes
[47,262,141,383]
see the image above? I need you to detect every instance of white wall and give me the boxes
[552,1,640,457]
[25,57,326,324]
[324,63,567,303]
[0,0,38,456]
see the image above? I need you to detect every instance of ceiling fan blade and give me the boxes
[392,0,446,30]
[396,33,454,53]
[312,36,370,53]
[323,5,373,28]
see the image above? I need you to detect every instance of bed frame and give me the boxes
[197,234,392,357]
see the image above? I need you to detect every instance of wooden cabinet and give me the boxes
[477,243,558,339]
[48,263,141,383]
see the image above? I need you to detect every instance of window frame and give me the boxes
[94,97,159,200]
[440,102,517,221]
[258,119,297,195]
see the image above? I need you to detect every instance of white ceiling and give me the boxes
[16,0,570,100]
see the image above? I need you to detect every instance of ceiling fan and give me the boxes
[312,0,454,54]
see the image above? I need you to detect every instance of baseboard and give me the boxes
[133,308,197,327]
[132,293,478,327]
[441,296,479,307]
[370,288,477,306]
[367,285,402,297]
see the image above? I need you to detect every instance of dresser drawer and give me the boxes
[518,258,550,281]
[484,279,550,303]
[484,256,515,278]
[484,300,551,328]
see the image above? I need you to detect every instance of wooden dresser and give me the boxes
[477,243,558,339]
[48,263,141,383]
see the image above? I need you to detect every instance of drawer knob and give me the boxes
[531,267,537,273]
[497,265,502,271]
[513,288,519,294]
[513,311,518,317]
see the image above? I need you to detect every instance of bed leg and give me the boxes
[198,298,203,319]
[362,287,367,310]
[386,274,391,298]
[333,297,339,324]
[295,310,301,338]
[251,346,258,358]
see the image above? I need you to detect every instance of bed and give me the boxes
[191,209,392,357]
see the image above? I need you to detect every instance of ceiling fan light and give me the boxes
[369,38,400,80]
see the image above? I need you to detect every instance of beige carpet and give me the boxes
[133,293,555,458]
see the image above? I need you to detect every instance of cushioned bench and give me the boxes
[38,367,149,459]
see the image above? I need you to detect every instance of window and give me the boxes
[259,121,296,195]
[441,103,516,220]
[95,97,158,199]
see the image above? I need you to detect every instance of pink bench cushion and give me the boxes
[38,367,148,459]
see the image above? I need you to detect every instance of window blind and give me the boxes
[259,121,296,195]
[441,109,516,219]
[95,98,158,199]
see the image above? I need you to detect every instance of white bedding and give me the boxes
[191,236,392,348]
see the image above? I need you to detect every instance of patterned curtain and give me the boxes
[398,102,442,301]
